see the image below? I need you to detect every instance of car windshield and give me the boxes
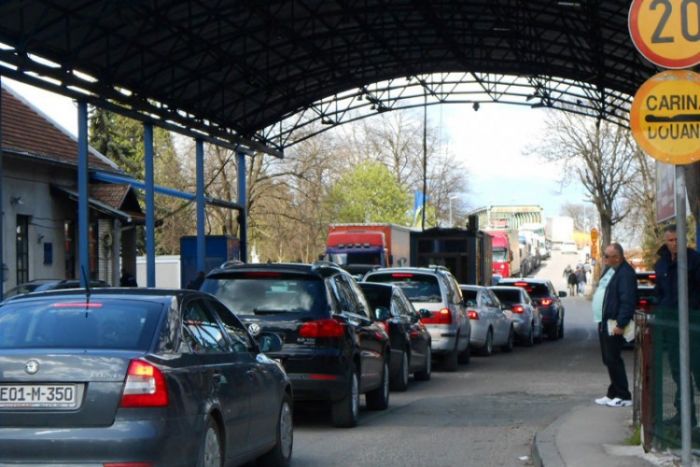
[364,273,442,303]
[0,297,162,350]
[202,276,328,316]
[492,248,508,262]
[492,289,522,305]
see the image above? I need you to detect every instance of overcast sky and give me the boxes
[4,77,588,220]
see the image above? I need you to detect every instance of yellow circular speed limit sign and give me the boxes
[629,0,700,69]
[630,70,700,164]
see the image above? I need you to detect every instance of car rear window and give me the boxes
[491,289,522,305]
[202,275,328,316]
[363,273,442,303]
[502,281,549,298]
[461,289,478,301]
[359,284,392,311]
[0,298,162,350]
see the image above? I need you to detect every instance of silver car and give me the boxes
[490,285,543,346]
[460,285,515,356]
[363,267,470,371]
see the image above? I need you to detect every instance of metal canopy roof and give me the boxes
[0,1,657,155]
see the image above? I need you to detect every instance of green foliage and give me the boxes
[326,161,411,225]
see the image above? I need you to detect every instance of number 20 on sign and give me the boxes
[629,0,700,69]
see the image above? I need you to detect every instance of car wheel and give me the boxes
[390,351,409,392]
[414,346,431,381]
[534,322,543,343]
[558,319,565,339]
[197,417,223,467]
[480,328,493,356]
[524,325,535,347]
[258,394,293,467]
[548,323,559,341]
[457,336,471,365]
[501,327,514,353]
[366,360,390,410]
[332,367,359,428]
[444,341,459,371]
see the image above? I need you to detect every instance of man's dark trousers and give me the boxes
[598,321,631,400]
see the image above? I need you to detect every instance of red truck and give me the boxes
[485,230,522,278]
[325,224,413,276]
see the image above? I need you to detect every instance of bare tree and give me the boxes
[531,111,637,249]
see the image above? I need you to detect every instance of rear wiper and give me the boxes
[253,308,289,315]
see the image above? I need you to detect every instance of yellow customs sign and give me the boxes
[630,70,700,164]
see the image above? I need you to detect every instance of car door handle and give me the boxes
[246,369,257,379]
[212,371,225,386]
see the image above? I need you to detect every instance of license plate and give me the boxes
[0,384,79,409]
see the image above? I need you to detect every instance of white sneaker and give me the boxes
[595,396,613,406]
[606,398,632,407]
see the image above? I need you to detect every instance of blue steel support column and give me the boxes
[196,139,205,273]
[144,123,155,287]
[237,151,247,262]
[78,101,90,287]
[0,75,4,300]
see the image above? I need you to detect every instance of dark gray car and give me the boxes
[0,289,293,467]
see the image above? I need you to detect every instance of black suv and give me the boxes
[498,278,566,340]
[202,262,390,427]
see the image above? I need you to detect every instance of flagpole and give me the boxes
[422,92,427,231]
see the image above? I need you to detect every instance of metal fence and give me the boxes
[638,308,700,455]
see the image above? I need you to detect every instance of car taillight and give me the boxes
[298,319,346,338]
[391,273,414,278]
[467,309,479,320]
[421,308,452,325]
[512,305,524,313]
[540,298,553,306]
[514,282,528,287]
[120,360,169,408]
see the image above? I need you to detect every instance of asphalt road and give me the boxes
[291,251,634,467]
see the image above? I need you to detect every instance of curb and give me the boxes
[531,407,576,467]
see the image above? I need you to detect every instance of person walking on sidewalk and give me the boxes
[654,224,700,426]
[576,266,587,297]
[593,243,637,408]
[567,269,578,297]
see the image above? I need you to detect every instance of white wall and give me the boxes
[136,255,181,289]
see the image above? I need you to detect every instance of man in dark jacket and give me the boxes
[655,224,700,425]
[592,242,637,407]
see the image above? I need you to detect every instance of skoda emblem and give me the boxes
[25,360,39,375]
[248,323,261,337]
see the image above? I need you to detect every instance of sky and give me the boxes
[4,77,589,221]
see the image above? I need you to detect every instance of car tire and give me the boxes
[197,417,223,467]
[414,346,431,381]
[457,336,471,365]
[501,327,514,353]
[443,343,459,371]
[524,325,535,347]
[258,394,293,467]
[332,367,360,428]
[390,351,410,392]
[480,328,493,356]
[558,319,565,339]
[366,360,390,410]
[548,323,559,341]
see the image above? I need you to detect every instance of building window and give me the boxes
[16,215,29,284]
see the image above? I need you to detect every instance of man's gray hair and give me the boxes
[664,224,677,234]
[610,242,624,257]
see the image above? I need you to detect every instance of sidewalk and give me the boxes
[531,403,676,466]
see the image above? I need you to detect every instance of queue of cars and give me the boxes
[0,262,568,466]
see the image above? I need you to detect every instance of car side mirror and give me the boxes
[375,306,391,321]
[418,308,432,318]
[256,332,283,353]
[558,291,567,298]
